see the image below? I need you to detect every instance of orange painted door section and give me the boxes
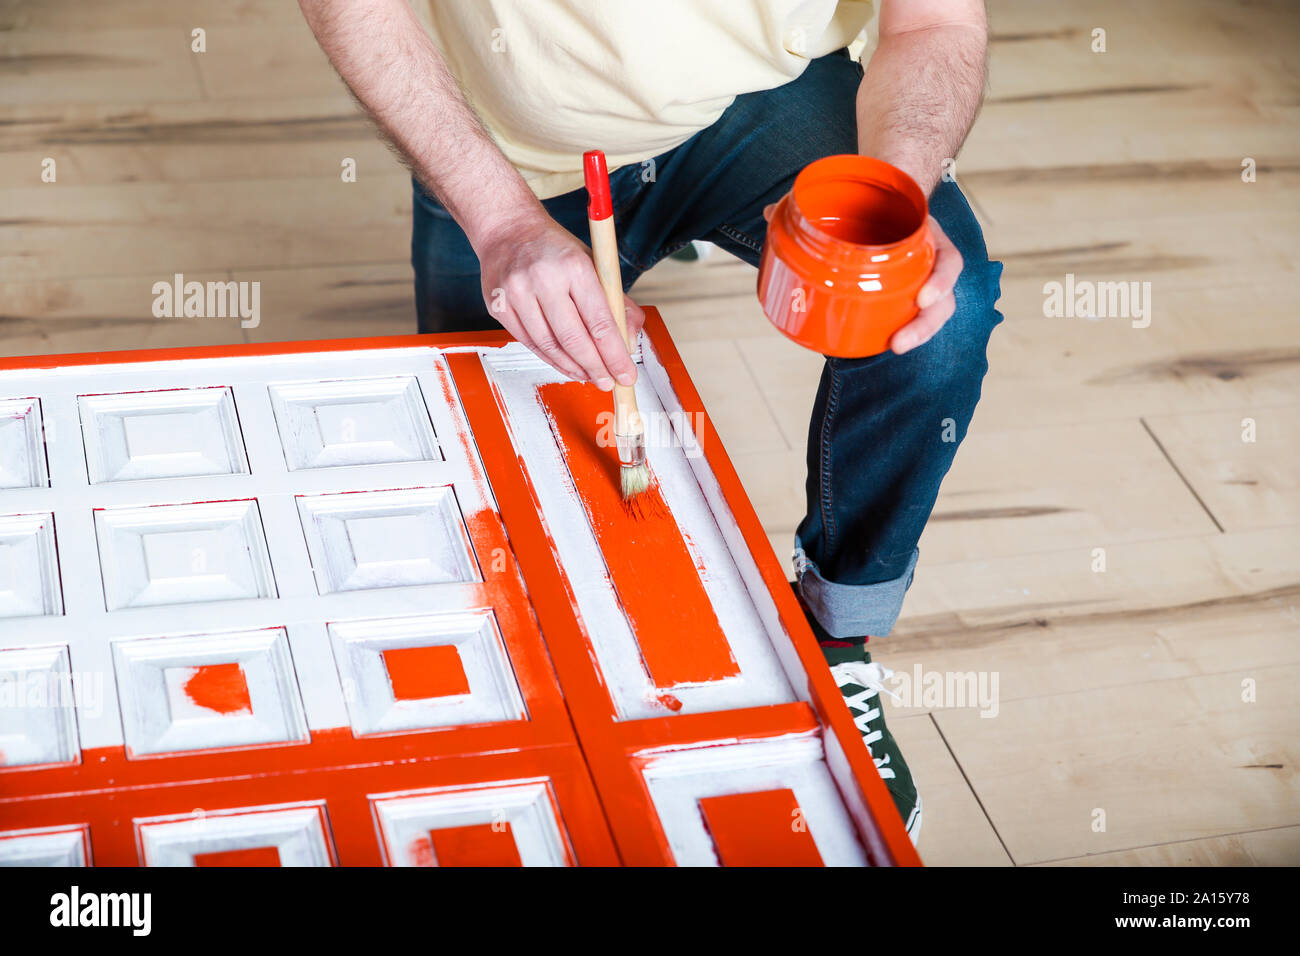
[538,382,741,688]
[0,321,918,867]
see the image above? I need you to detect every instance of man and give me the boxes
[300,0,1002,842]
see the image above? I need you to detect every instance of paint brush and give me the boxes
[583,149,651,501]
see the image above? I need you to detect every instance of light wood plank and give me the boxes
[675,338,789,456]
[0,174,412,282]
[888,714,1014,866]
[0,97,390,186]
[1042,826,1300,866]
[1144,406,1300,532]
[0,29,203,106]
[932,664,1300,864]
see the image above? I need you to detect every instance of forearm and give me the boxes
[856,21,987,195]
[298,0,540,250]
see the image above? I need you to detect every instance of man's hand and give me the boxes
[889,215,961,354]
[474,210,645,388]
[762,201,961,354]
[297,0,643,386]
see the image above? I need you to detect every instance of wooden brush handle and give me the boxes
[588,214,642,437]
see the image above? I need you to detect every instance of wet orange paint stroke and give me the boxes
[183,663,252,715]
[538,382,739,688]
[698,789,824,867]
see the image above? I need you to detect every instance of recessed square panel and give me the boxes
[329,612,525,735]
[0,512,62,619]
[136,804,333,867]
[297,487,478,593]
[372,782,569,867]
[112,627,308,757]
[95,499,276,609]
[0,398,48,489]
[0,825,90,866]
[641,737,868,866]
[0,645,79,768]
[79,386,248,483]
[269,376,440,470]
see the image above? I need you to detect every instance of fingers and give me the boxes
[568,267,638,387]
[509,294,587,381]
[481,227,642,387]
[892,218,963,354]
[536,284,626,387]
[916,218,963,310]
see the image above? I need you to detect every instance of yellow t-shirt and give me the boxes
[418,1,875,198]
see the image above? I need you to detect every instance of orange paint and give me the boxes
[194,845,281,867]
[697,789,823,867]
[183,663,252,716]
[429,823,522,867]
[538,381,739,688]
[382,644,471,701]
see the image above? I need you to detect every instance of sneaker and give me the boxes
[791,583,922,843]
[827,649,922,844]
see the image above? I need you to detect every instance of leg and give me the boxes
[615,49,1004,643]
[795,179,1005,639]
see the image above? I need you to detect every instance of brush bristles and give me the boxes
[620,462,652,501]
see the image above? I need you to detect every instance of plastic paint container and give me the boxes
[757,155,936,358]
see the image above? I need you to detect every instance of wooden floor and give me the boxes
[2,0,1297,866]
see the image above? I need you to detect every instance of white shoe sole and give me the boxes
[905,793,923,846]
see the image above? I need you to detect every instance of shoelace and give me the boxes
[830,661,903,779]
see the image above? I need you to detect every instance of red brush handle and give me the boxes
[583,150,613,221]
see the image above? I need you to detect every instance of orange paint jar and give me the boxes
[757,155,936,358]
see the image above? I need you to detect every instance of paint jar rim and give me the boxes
[784,155,930,263]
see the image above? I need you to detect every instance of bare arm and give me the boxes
[861,0,987,352]
[858,0,987,195]
[298,0,639,386]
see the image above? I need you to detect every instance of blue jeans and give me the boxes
[412,50,1004,640]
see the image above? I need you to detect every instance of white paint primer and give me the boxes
[372,779,570,867]
[481,344,796,720]
[0,824,90,866]
[0,347,498,756]
[639,734,868,866]
[135,803,333,866]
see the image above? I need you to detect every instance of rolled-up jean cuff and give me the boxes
[794,546,919,638]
